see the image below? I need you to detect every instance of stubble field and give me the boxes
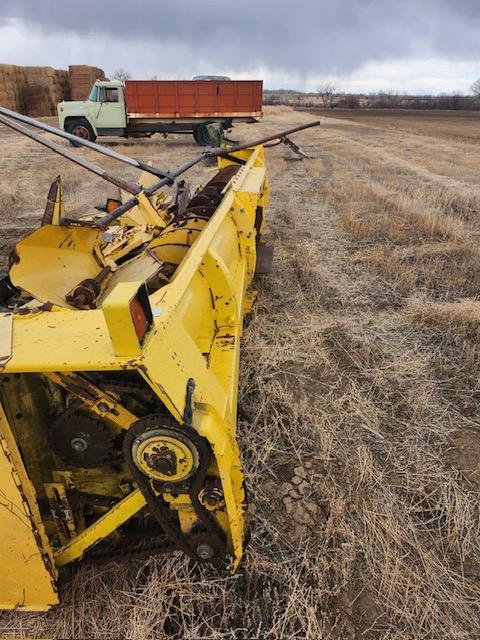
[1,106,480,639]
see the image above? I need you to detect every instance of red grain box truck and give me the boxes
[58,78,263,145]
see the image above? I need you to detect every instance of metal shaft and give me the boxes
[208,121,320,156]
[0,113,142,196]
[95,120,320,229]
[0,106,172,181]
[95,156,200,229]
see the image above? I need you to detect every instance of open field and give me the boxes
[1,106,480,638]
[304,107,480,144]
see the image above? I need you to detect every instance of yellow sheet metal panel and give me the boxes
[10,225,103,307]
[173,270,217,353]
[2,309,132,373]
[0,404,58,610]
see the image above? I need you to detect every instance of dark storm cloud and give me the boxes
[1,0,480,75]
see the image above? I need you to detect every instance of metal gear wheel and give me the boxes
[50,409,118,467]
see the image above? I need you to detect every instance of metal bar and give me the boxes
[95,155,203,229]
[54,489,147,567]
[46,372,137,431]
[94,120,320,229]
[95,196,140,228]
[0,113,142,195]
[0,105,172,180]
[208,120,320,156]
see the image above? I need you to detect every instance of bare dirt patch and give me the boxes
[445,428,480,488]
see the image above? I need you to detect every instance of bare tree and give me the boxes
[317,82,336,108]
[471,78,480,96]
[112,68,131,83]
[379,91,401,108]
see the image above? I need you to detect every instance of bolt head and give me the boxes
[196,543,214,560]
[71,436,88,452]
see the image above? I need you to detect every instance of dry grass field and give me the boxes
[1,106,480,638]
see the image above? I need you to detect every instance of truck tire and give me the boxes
[193,124,211,146]
[66,119,97,146]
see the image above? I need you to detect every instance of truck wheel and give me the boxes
[193,124,211,146]
[66,119,96,145]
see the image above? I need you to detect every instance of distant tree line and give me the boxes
[264,87,480,111]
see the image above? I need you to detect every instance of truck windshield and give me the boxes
[88,86,98,102]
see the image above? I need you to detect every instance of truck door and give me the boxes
[94,86,127,130]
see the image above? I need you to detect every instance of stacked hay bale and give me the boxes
[55,69,71,103]
[22,67,68,117]
[0,65,27,111]
[0,64,105,116]
[69,65,106,101]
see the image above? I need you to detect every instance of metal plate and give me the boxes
[0,404,58,610]
[255,244,274,274]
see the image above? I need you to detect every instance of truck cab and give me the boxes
[58,80,127,142]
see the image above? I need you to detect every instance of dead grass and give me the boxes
[1,107,480,638]
[368,242,480,300]
[409,299,480,337]
[329,172,466,245]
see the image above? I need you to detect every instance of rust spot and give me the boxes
[218,334,235,349]
[0,434,57,579]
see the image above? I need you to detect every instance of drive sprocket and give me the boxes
[50,406,119,467]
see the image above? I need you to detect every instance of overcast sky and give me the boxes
[0,0,479,94]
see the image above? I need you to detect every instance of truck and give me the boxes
[57,79,263,145]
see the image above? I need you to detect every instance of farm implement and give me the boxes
[0,108,319,609]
